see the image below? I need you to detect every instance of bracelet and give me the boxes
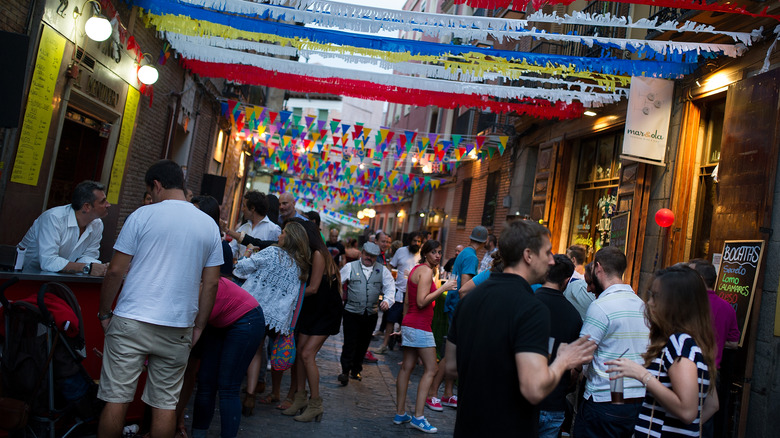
[641,373,653,386]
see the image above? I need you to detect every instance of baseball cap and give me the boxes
[362,242,381,256]
[469,226,489,243]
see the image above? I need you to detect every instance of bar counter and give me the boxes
[0,269,145,420]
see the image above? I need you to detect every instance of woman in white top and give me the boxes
[233,221,311,416]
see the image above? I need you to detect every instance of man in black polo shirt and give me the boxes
[445,220,596,437]
[535,254,583,438]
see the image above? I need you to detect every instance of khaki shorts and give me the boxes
[98,315,192,410]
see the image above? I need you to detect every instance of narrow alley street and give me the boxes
[183,330,457,437]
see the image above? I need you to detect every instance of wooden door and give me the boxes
[708,68,780,438]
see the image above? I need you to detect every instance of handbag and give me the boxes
[270,283,306,371]
[0,397,29,431]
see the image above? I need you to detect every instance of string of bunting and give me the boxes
[452,0,780,21]
[165,33,632,93]
[221,100,512,197]
[175,0,752,57]
[135,1,701,75]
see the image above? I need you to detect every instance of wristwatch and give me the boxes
[82,263,92,275]
[97,311,113,321]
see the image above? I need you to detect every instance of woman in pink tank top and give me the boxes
[393,240,457,433]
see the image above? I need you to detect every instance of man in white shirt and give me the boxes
[373,232,422,354]
[18,180,109,275]
[574,246,649,438]
[97,160,223,438]
[229,190,281,258]
[338,242,395,385]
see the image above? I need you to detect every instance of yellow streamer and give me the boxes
[141,10,631,90]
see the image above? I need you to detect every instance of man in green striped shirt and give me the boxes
[574,247,650,438]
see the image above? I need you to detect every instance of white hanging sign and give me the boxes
[621,76,675,166]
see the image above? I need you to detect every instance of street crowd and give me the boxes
[16,159,739,438]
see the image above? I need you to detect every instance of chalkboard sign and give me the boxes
[609,212,630,253]
[714,240,765,347]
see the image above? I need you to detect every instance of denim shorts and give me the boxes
[401,326,436,348]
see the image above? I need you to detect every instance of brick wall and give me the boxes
[0,0,31,33]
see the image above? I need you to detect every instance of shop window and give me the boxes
[458,178,472,227]
[690,99,725,259]
[318,109,328,121]
[568,132,621,254]
[481,171,500,227]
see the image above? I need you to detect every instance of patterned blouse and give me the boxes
[233,246,302,335]
[635,333,711,438]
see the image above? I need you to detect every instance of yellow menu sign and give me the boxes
[11,26,66,186]
[107,87,139,204]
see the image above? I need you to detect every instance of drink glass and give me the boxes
[610,371,624,404]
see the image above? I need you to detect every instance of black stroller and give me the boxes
[0,277,101,438]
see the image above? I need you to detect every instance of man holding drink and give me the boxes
[574,247,650,438]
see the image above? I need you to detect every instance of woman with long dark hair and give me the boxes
[233,221,311,416]
[279,219,343,422]
[606,266,719,437]
[394,240,456,433]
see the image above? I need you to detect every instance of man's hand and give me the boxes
[380,300,390,311]
[90,263,109,277]
[100,316,111,332]
[555,335,597,370]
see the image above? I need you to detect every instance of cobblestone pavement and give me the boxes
[181,330,457,437]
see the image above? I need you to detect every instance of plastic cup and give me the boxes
[610,371,624,404]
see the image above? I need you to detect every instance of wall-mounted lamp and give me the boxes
[74,0,112,42]
[397,210,405,218]
[137,52,159,85]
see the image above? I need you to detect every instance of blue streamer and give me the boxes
[132,0,698,78]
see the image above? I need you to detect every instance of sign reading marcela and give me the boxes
[622,77,675,165]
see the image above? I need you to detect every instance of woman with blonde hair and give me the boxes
[279,219,343,422]
[233,221,311,416]
[606,266,719,437]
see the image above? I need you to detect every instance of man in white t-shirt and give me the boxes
[97,160,223,438]
[229,190,281,258]
[372,232,422,354]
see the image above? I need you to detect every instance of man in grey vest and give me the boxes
[338,242,395,385]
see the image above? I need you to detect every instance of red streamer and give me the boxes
[454,0,780,21]
[180,58,584,120]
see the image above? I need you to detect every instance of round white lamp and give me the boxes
[138,64,159,85]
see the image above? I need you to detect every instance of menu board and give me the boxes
[714,240,765,347]
[107,88,140,204]
[11,26,65,186]
[608,211,630,253]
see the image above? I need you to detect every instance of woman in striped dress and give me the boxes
[606,266,719,437]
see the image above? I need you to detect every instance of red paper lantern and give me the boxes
[655,208,675,228]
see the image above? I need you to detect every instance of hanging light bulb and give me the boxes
[75,1,112,42]
[137,53,159,85]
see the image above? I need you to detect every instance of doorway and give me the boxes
[46,106,109,209]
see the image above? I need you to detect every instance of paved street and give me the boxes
[181,330,457,437]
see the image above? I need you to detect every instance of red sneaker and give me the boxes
[441,395,458,408]
[364,351,379,363]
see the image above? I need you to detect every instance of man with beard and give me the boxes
[372,232,422,354]
[574,247,649,438]
[444,220,596,436]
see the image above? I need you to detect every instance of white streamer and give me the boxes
[165,32,630,93]
[170,38,623,105]
[178,0,751,57]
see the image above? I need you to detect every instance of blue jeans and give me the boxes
[573,397,642,438]
[192,307,265,438]
[538,410,565,438]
